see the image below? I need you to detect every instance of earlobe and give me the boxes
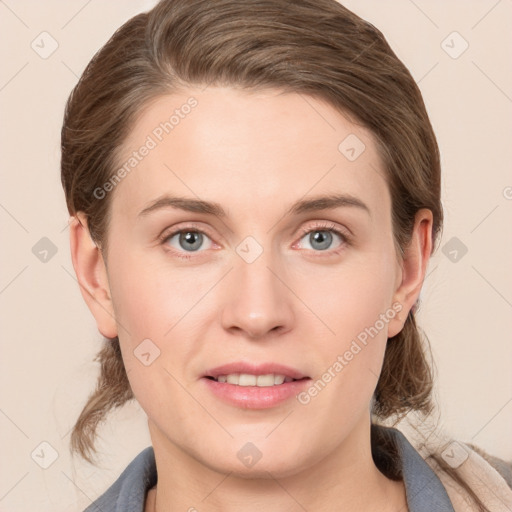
[69,213,118,339]
[387,209,433,338]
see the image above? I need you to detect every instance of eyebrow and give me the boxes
[137,193,370,219]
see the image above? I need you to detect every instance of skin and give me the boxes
[70,86,432,511]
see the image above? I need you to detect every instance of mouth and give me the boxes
[201,362,311,408]
[204,373,308,386]
[203,361,309,385]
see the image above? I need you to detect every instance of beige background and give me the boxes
[1,1,511,510]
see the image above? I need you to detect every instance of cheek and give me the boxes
[296,271,395,434]
[108,250,207,337]
[106,252,219,390]
[295,248,398,396]
[295,251,398,341]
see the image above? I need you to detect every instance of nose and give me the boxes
[220,247,295,340]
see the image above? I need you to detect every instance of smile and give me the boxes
[206,373,297,386]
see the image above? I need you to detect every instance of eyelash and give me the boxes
[158,221,351,261]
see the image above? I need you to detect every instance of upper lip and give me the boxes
[203,362,309,380]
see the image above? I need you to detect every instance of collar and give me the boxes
[385,427,455,511]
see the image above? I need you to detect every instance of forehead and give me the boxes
[109,86,389,223]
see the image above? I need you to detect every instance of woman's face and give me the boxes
[93,86,412,476]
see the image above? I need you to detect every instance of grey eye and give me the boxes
[300,230,342,251]
[167,231,210,252]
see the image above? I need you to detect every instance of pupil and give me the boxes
[311,231,332,251]
[181,231,202,251]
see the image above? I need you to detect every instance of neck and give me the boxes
[146,418,407,512]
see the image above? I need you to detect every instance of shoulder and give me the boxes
[425,442,512,512]
[396,421,512,512]
[83,446,157,512]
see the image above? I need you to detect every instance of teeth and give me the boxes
[226,374,239,385]
[214,373,293,386]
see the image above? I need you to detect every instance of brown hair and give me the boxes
[61,1,487,509]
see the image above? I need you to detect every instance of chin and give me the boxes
[210,456,307,480]
[198,438,314,480]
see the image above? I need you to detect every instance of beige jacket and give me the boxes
[398,419,512,511]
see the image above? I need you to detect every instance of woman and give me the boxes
[61,0,512,510]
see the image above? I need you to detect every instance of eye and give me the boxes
[296,222,349,253]
[159,222,350,260]
[161,228,214,259]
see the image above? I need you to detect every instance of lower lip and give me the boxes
[201,377,311,409]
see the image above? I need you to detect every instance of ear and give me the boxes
[387,208,433,338]
[69,213,118,339]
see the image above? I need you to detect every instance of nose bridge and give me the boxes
[221,238,294,338]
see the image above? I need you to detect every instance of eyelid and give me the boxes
[297,220,351,240]
[158,221,218,244]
